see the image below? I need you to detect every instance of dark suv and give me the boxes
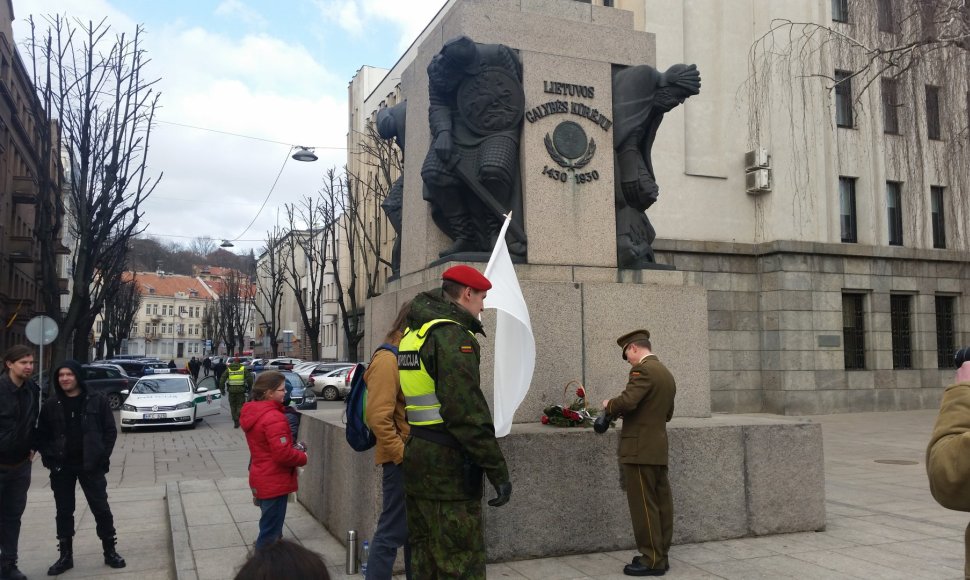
[82,365,136,409]
[108,359,169,378]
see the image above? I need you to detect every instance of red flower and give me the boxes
[576,386,586,398]
[540,415,549,424]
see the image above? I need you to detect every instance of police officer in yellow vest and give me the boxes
[219,360,253,428]
[399,265,511,580]
[603,329,676,577]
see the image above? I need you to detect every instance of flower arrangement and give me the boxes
[541,381,601,428]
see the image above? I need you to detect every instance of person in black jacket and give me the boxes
[36,360,126,575]
[0,345,39,580]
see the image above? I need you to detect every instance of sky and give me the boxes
[10,0,449,256]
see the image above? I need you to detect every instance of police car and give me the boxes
[119,373,222,432]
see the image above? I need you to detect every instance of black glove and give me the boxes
[487,481,511,507]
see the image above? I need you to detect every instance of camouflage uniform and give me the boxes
[219,363,253,427]
[401,289,510,580]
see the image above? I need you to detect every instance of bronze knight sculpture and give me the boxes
[376,101,406,278]
[421,36,527,259]
[612,63,701,268]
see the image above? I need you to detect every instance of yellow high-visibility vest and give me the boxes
[398,318,471,426]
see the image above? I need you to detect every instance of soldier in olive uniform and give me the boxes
[220,361,254,428]
[926,360,970,579]
[399,265,512,580]
[602,330,676,577]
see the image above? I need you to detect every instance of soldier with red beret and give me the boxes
[398,264,511,579]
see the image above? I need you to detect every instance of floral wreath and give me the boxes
[541,380,601,428]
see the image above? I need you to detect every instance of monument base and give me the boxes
[297,411,824,562]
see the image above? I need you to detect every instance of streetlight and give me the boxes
[291,146,318,162]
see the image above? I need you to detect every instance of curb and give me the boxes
[166,481,198,580]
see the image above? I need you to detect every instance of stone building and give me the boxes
[122,272,215,362]
[0,0,67,350]
[345,0,969,415]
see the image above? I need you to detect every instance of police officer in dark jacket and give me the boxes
[0,345,39,580]
[399,265,511,579]
[36,360,126,575]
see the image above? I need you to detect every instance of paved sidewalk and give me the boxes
[164,409,967,580]
[15,404,966,579]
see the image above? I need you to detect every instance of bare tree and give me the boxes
[253,228,287,358]
[746,0,970,246]
[218,269,253,356]
[98,275,141,358]
[282,194,333,360]
[27,15,161,361]
[189,236,217,259]
[202,298,226,356]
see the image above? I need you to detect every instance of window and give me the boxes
[926,86,941,140]
[877,0,896,33]
[890,294,913,369]
[145,304,151,315]
[931,186,946,248]
[96,321,103,333]
[936,296,956,369]
[832,0,848,22]
[882,78,900,134]
[843,293,866,369]
[835,70,853,127]
[840,177,857,243]
[887,182,903,246]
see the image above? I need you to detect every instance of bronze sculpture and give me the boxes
[376,101,407,277]
[612,64,701,268]
[421,36,527,259]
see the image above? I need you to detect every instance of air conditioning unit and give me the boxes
[746,169,771,194]
[745,147,769,171]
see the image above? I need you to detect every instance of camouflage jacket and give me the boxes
[402,288,510,501]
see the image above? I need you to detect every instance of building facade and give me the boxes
[122,272,216,362]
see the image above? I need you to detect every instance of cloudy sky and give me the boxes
[11,0,448,254]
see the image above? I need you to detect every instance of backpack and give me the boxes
[345,343,398,452]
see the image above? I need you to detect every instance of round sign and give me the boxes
[552,121,589,159]
[25,315,59,346]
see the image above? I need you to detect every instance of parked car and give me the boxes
[279,371,317,410]
[295,362,353,382]
[34,364,134,410]
[267,357,303,368]
[108,359,170,378]
[120,373,221,432]
[308,364,364,401]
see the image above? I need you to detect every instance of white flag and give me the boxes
[484,214,535,437]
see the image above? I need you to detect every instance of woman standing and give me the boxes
[240,371,308,550]
[36,360,125,575]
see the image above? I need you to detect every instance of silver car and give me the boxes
[308,366,356,401]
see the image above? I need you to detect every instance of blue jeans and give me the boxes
[255,495,288,550]
[366,462,412,580]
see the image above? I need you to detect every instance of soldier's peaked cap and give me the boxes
[617,329,650,360]
[442,265,491,291]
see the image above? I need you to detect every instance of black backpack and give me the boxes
[345,343,398,452]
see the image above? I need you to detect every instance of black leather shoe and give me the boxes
[0,561,27,580]
[623,560,666,576]
[630,556,670,571]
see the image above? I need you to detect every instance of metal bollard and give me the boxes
[346,530,358,574]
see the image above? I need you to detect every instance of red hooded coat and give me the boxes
[240,399,307,499]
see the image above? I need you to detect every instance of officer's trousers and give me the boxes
[404,495,484,580]
[622,463,672,571]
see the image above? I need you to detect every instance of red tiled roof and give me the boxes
[125,272,213,299]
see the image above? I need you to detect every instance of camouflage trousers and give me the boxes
[228,391,246,423]
[404,495,485,580]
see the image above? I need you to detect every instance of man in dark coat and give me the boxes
[603,330,676,577]
[202,356,212,377]
[212,358,228,392]
[399,265,511,579]
[36,360,126,575]
[0,345,39,580]
[188,356,201,381]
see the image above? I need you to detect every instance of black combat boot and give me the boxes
[0,559,27,580]
[102,537,126,569]
[47,537,74,575]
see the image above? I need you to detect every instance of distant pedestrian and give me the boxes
[241,371,308,551]
[168,359,177,371]
[213,359,228,390]
[220,360,254,428]
[188,357,201,381]
[602,329,676,577]
[234,538,330,580]
[0,345,39,580]
[927,359,970,579]
[365,301,413,580]
[36,360,126,575]
[202,357,212,377]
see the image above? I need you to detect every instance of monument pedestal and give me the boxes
[298,412,825,562]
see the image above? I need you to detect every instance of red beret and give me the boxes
[442,265,491,291]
